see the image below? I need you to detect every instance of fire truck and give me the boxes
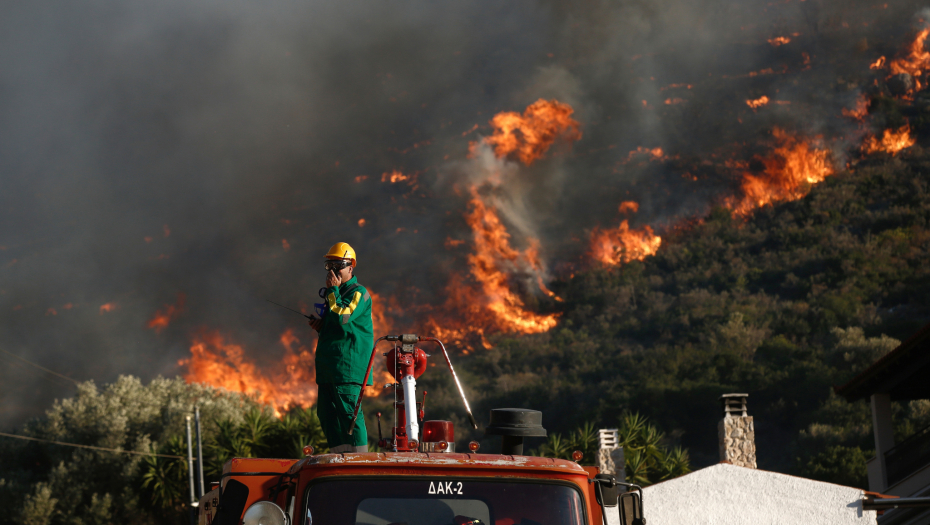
[198,334,645,525]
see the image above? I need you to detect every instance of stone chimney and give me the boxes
[718,393,757,468]
[596,428,626,482]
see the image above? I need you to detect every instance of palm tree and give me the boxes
[141,435,188,510]
[659,446,692,480]
[569,421,598,462]
[241,408,275,456]
[535,433,571,459]
[616,412,690,486]
[624,448,651,486]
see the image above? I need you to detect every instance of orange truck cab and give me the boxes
[197,335,645,525]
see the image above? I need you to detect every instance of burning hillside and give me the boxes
[5,0,930,425]
[726,128,835,216]
[179,15,930,409]
[179,329,318,416]
[874,28,930,96]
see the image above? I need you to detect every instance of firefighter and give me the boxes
[308,242,374,453]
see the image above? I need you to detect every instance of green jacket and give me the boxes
[315,276,374,386]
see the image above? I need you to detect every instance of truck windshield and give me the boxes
[304,478,585,525]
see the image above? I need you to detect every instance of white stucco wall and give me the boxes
[606,463,876,525]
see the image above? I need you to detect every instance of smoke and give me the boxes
[0,0,922,426]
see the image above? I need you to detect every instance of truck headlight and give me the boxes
[243,501,288,525]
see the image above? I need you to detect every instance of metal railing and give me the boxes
[886,422,930,487]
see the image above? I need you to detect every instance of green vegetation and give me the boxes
[450,144,930,490]
[532,413,691,486]
[0,377,328,525]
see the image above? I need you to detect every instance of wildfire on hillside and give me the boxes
[178,291,397,411]
[177,19,928,412]
[410,98,583,339]
[862,125,917,156]
[873,28,930,96]
[460,192,559,333]
[726,128,835,216]
[181,329,317,416]
[593,128,835,267]
[590,219,663,266]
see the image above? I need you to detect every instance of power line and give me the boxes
[0,347,80,386]
[0,431,189,459]
[0,353,74,388]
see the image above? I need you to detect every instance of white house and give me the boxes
[605,394,877,525]
[610,462,876,525]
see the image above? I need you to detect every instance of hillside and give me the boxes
[442,142,930,487]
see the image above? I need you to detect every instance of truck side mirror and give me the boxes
[619,490,645,525]
[593,474,619,507]
[212,479,250,525]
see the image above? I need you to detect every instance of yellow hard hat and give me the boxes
[325,242,357,266]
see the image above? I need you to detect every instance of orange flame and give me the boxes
[748,68,775,77]
[862,125,916,156]
[180,329,317,416]
[462,191,559,333]
[887,28,930,93]
[872,28,930,96]
[483,99,582,165]
[618,201,640,214]
[147,293,186,333]
[99,303,115,314]
[728,128,834,216]
[590,220,662,266]
[746,96,770,108]
[524,238,563,302]
[842,94,870,121]
[364,100,581,345]
[768,36,791,47]
[626,147,667,162]
[382,170,410,183]
[370,291,392,336]
[364,370,396,397]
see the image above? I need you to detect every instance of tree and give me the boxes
[532,415,691,486]
[0,376,261,525]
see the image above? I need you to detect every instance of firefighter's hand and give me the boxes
[308,317,322,332]
[326,269,341,288]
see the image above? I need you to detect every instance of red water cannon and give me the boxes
[348,334,478,452]
[385,345,428,381]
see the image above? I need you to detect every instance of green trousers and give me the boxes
[317,383,368,451]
